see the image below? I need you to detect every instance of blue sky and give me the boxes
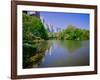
[40,11,90,30]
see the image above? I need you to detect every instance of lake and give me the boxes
[23,40,89,69]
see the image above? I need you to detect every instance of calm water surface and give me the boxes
[23,40,89,68]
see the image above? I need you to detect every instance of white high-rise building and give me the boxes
[40,16,63,33]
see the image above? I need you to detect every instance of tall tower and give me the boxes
[23,11,28,14]
[23,11,40,19]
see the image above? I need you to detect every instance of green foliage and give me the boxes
[23,13,89,41]
[23,43,37,54]
[58,25,89,40]
[23,41,50,68]
[23,13,49,68]
[23,13,48,41]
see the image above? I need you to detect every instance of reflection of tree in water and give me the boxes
[23,41,50,68]
[60,40,82,53]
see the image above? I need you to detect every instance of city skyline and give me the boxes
[40,11,90,30]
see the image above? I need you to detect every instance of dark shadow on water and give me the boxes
[23,41,50,68]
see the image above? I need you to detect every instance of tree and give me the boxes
[23,13,48,42]
[58,25,89,40]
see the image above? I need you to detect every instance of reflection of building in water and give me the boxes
[45,44,55,56]
[42,58,45,62]
[49,46,52,56]
[45,48,51,56]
